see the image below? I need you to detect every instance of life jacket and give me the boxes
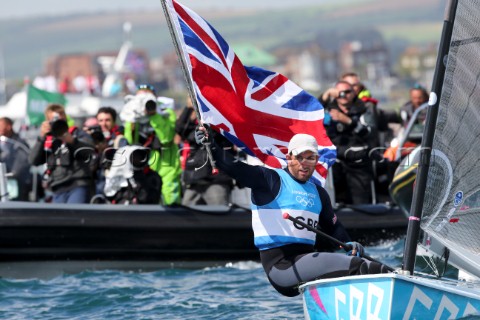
[251,169,322,250]
[42,126,79,185]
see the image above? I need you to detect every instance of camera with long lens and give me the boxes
[50,112,60,125]
[120,93,158,124]
[46,112,61,135]
[145,99,157,113]
[46,113,64,138]
[85,125,102,135]
[50,119,69,139]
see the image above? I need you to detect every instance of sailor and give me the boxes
[195,127,390,297]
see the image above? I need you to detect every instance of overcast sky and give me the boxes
[1,0,339,20]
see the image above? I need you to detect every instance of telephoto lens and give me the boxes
[145,99,157,112]
[50,119,69,138]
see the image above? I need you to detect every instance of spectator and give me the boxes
[339,73,403,197]
[83,117,100,134]
[72,74,87,94]
[321,81,379,205]
[28,104,95,203]
[86,74,101,95]
[340,72,369,98]
[58,76,70,94]
[175,98,234,205]
[123,84,182,205]
[104,146,162,204]
[84,109,127,199]
[0,117,32,201]
[400,84,429,127]
[96,106,128,148]
[82,117,111,197]
[383,85,429,163]
[339,72,400,148]
[89,130,110,197]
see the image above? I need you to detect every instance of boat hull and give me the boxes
[301,273,480,319]
[0,202,406,269]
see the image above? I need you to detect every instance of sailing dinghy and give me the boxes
[300,0,480,318]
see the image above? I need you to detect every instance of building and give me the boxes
[44,49,150,96]
[397,44,438,87]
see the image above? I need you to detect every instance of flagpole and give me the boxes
[160,0,219,175]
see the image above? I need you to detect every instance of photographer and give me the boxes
[104,146,162,205]
[320,81,378,205]
[29,104,95,203]
[175,98,234,205]
[0,117,32,201]
[122,84,181,205]
[96,106,128,148]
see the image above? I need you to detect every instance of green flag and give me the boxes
[26,85,66,126]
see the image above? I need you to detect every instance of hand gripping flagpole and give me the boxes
[160,0,219,175]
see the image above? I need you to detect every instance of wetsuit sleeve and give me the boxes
[314,186,351,251]
[210,142,280,205]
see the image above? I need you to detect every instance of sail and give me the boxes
[420,0,480,278]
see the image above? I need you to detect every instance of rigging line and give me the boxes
[420,253,440,278]
[442,247,450,278]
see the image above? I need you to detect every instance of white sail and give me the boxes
[420,0,480,279]
[101,22,133,98]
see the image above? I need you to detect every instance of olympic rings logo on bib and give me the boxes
[296,196,314,207]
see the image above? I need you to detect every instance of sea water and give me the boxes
[0,239,406,320]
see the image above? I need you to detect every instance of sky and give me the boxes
[1,0,339,20]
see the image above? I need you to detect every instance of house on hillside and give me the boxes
[313,28,393,101]
[273,44,337,93]
[397,44,438,88]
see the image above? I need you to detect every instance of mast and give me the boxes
[402,0,458,275]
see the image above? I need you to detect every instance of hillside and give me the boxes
[0,0,444,80]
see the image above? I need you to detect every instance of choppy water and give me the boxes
[0,239,407,319]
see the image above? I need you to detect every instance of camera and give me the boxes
[338,89,352,99]
[145,99,157,112]
[47,112,68,138]
[85,125,102,135]
[50,112,60,124]
[50,119,69,138]
[120,93,158,123]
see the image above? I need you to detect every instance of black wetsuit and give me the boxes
[211,145,389,297]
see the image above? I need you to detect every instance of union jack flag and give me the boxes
[163,0,336,186]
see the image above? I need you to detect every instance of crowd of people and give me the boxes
[0,75,428,206]
[319,72,428,204]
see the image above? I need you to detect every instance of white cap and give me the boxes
[287,134,318,155]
